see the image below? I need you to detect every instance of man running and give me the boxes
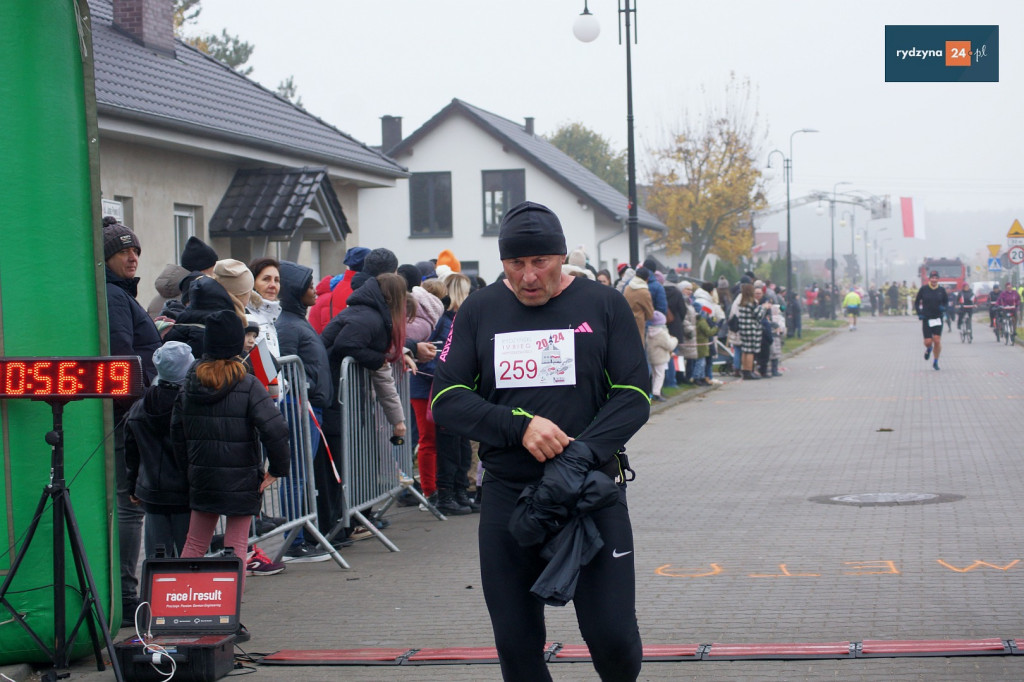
[842,288,861,331]
[432,201,650,681]
[914,270,949,370]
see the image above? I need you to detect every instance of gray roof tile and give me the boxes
[88,0,406,179]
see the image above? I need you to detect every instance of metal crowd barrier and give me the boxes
[327,357,443,552]
[250,355,347,568]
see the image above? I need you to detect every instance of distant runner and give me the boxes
[914,270,948,370]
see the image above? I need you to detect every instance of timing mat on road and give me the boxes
[261,638,1024,665]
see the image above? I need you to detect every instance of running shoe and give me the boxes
[924,348,931,360]
[246,546,285,576]
[283,542,330,563]
[933,359,939,371]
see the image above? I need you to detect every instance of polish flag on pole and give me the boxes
[900,197,926,240]
[248,337,278,389]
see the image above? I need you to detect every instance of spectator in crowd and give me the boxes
[309,246,371,334]
[692,300,719,386]
[663,279,688,387]
[213,259,255,325]
[146,262,189,320]
[754,286,774,378]
[163,266,237,359]
[172,310,290,623]
[642,258,668,316]
[677,281,698,382]
[624,267,654,348]
[177,236,219,307]
[406,278,447,507]
[125,341,194,561]
[596,269,613,287]
[276,260,333,562]
[102,217,161,624]
[769,296,786,377]
[646,311,677,401]
[246,257,282,357]
[736,281,766,380]
[434,273,478,516]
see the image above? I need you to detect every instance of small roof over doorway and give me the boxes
[209,167,350,262]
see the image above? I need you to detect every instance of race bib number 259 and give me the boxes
[494,329,576,389]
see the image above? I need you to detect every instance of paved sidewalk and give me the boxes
[11,314,1024,681]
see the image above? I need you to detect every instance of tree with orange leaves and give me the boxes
[645,75,767,273]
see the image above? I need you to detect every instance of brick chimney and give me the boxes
[112,0,176,56]
[381,116,403,154]
[524,117,535,136]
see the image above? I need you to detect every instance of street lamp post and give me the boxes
[829,181,852,312]
[573,0,640,266]
[766,128,818,298]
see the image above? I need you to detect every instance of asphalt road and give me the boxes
[10,313,1024,681]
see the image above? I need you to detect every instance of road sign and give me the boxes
[1010,246,1024,265]
[1008,219,1024,239]
[988,258,1004,272]
[1009,238,1024,247]
[988,244,1002,257]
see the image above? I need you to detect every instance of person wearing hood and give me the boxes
[623,267,654,348]
[125,341,195,560]
[172,311,290,605]
[147,263,190,320]
[275,260,334,561]
[309,246,371,334]
[102,217,162,623]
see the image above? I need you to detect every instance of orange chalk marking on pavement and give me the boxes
[655,563,722,578]
[843,560,899,575]
[937,559,1020,573]
[749,564,821,578]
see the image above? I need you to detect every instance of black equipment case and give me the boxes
[115,555,243,682]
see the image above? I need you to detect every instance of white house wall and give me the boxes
[359,114,628,283]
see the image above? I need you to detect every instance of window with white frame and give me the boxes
[482,169,525,235]
[173,204,199,263]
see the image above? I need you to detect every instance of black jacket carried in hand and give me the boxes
[125,381,190,513]
[171,365,290,517]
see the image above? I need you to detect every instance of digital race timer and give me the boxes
[0,356,144,400]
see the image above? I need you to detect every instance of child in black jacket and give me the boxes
[124,341,195,559]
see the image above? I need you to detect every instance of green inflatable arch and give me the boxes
[0,0,119,665]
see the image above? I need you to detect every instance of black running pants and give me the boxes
[478,475,642,681]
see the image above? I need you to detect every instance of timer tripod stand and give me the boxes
[0,398,124,682]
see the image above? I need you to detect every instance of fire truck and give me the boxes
[919,257,967,289]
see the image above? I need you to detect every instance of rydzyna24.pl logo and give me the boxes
[885,25,998,82]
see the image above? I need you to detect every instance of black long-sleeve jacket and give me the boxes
[431,278,650,484]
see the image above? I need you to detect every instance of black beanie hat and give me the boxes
[204,310,245,360]
[181,236,218,272]
[498,201,566,260]
[397,264,421,292]
[363,248,399,277]
[102,221,142,261]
